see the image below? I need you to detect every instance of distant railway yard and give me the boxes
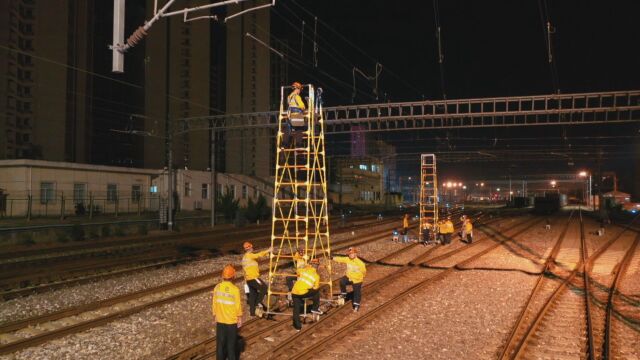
[0,208,637,360]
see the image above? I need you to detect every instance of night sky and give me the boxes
[269,1,640,190]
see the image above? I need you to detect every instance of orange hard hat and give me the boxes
[348,247,357,255]
[222,264,236,279]
[243,242,253,251]
[292,81,302,89]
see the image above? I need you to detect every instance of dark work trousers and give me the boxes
[444,233,452,244]
[286,274,297,292]
[216,322,238,360]
[292,289,320,330]
[422,229,431,243]
[339,276,362,308]
[246,278,267,316]
[402,227,408,235]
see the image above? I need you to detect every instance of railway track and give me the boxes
[166,212,531,359]
[0,217,406,355]
[499,210,640,360]
[0,216,394,300]
[168,213,478,359]
[261,215,541,359]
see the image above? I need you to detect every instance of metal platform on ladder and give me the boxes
[266,84,332,314]
[419,154,438,243]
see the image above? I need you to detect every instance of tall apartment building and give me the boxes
[143,0,216,171]
[0,0,92,162]
[224,3,273,178]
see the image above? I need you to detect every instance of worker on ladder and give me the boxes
[242,242,272,317]
[283,81,307,148]
[333,247,366,312]
[291,258,323,331]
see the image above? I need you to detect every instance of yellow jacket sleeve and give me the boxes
[333,256,348,264]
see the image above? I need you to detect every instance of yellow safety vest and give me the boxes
[288,93,306,110]
[444,221,454,233]
[403,217,409,228]
[334,256,366,284]
[291,266,320,295]
[212,281,242,324]
[242,250,269,281]
[464,221,473,232]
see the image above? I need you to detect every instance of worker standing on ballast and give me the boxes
[442,216,454,244]
[402,214,410,235]
[291,258,323,331]
[421,220,433,245]
[463,217,473,243]
[242,242,272,317]
[333,247,367,312]
[212,264,242,360]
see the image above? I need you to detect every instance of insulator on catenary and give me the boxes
[126,26,148,47]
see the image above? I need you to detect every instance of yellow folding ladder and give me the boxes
[419,154,438,242]
[266,84,332,314]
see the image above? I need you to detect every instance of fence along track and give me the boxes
[0,218,402,355]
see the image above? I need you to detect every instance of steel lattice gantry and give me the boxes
[179,90,640,134]
[419,154,438,242]
[266,84,332,314]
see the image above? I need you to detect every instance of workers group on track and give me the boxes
[211,240,367,360]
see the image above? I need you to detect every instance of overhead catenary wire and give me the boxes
[537,0,560,94]
[271,6,381,101]
[433,0,447,100]
[289,0,424,96]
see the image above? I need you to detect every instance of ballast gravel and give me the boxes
[0,222,395,359]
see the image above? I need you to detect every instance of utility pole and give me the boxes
[210,125,216,227]
[165,18,173,231]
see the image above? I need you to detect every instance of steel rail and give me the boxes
[284,217,543,359]
[0,219,403,355]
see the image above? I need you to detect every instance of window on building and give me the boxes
[73,183,87,205]
[229,185,236,199]
[107,184,118,202]
[201,184,208,199]
[242,185,247,199]
[131,184,142,203]
[217,183,223,196]
[371,164,379,173]
[184,182,192,197]
[40,182,55,204]
[359,164,367,171]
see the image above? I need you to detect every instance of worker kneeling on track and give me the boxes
[333,247,367,312]
[291,258,322,331]
[242,242,272,317]
[287,248,308,302]
[212,264,242,360]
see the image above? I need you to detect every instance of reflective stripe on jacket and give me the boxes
[291,266,320,295]
[212,281,242,324]
[288,93,306,110]
[242,250,269,280]
[334,256,366,284]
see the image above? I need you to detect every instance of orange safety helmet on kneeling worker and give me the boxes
[291,81,303,89]
[243,242,253,251]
